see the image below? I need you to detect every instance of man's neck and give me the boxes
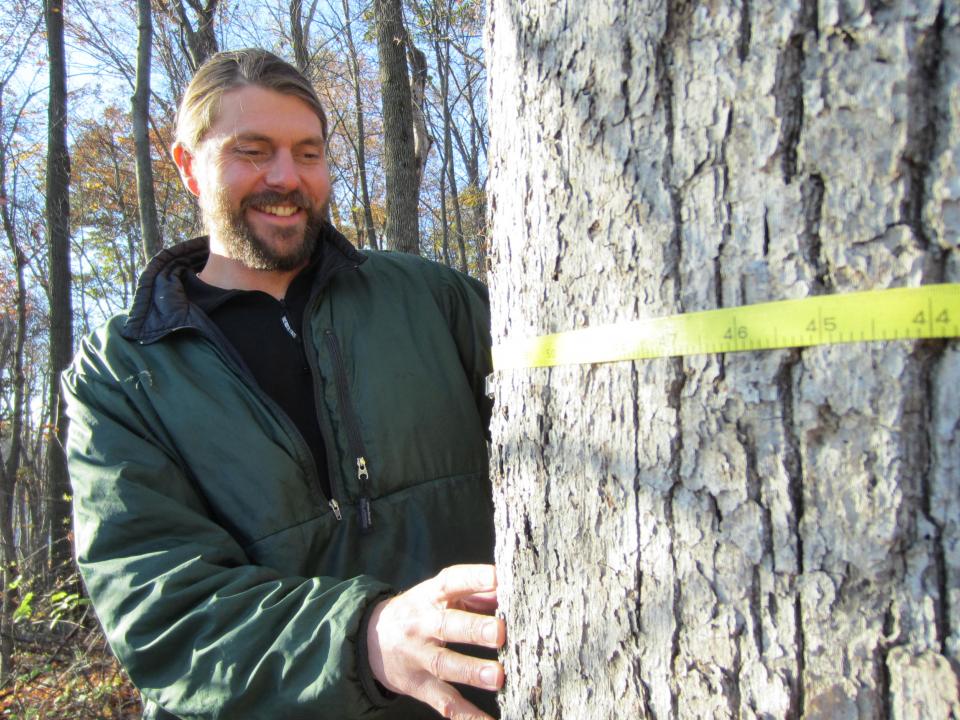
[198,250,307,300]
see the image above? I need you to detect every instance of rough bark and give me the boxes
[134,0,162,260]
[44,0,74,580]
[374,0,422,254]
[487,1,960,718]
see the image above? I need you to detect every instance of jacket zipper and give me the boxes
[300,302,349,524]
[323,330,374,534]
[172,315,340,518]
[280,300,344,521]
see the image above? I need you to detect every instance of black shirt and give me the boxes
[183,257,331,500]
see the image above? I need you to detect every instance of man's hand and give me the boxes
[366,564,506,720]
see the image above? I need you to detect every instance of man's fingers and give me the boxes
[429,645,504,692]
[430,564,497,602]
[415,676,495,720]
[436,608,505,648]
[456,591,498,614]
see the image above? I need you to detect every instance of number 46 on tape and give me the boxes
[491,284,960,370]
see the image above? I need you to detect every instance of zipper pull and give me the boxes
[357,457,373,534]
[328,498,342,521]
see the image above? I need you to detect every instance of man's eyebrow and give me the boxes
[226,132,325,147]
[227,132,272,144]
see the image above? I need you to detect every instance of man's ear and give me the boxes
[172,142,201,198]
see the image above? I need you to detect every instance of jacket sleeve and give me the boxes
[433,268,494,438]
[63,334,394,720]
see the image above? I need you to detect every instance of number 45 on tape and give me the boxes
[491,284,960,370]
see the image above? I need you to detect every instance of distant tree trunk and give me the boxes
[435,28,466,273]
[374,0,421,254]
[459,69,486,277]
[438,163,451,266]
[44,0,74,580]
[342,0,377,250]
[134,0,162,260]
[488,2,959,719]
[406,41,432,190]
[0,99,26,679]
[289,0,320,78]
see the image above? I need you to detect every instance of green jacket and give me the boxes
[63,229,495,719]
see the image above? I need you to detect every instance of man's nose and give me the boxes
[264,150,299,191]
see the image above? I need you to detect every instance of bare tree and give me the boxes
[340,0,377,249]
[158,0,219,73]
[428,1,466,272]
[374,0,421,254]
[0,93,27,683]
[43,0,74,580]
[288,0,320,78]
[488,1,959,718]
[134,0,162,259]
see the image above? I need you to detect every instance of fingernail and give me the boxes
[482,621,499,644]
[480,666,499,688]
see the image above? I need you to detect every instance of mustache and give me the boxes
[241,190,312,209]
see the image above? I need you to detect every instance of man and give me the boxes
[64,49,504,720]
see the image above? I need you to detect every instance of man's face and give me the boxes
[176,85,331,271]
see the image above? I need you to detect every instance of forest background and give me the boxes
[0,0,487,715]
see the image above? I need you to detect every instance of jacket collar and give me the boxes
[121,222,367,343]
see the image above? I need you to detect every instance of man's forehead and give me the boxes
[203,85,325,143]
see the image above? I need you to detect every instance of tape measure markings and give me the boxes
[492,284,960,370]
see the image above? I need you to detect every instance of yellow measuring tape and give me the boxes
[492,284,960,370]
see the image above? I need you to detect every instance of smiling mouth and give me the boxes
[253,204,301,218]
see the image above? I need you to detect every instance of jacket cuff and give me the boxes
[357,590,398,708]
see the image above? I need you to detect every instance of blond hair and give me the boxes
[175,49,328,149]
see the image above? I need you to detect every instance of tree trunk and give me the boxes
[460,68,487,278]
[406,41,433,192]
[433,20,467,273]
[44,0,74,580]
[0,100,26,679]
[342,0,377,250]
[170,0,218,73]
[134,0,162,261]
[487,2,959,718]
[374,0,421,254]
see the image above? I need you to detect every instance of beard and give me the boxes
[202,187,324,272]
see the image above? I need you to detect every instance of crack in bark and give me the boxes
[776,349,806,718]
[621,35,634,128]
[917,340,950,652]
[879,606,896,720]
[631,358,646,683]
[738,418,769,663]
[800,173,831,292]
[762,207,771,258]
[900,3,945,265]
[724,629,744,719]
[665,354,687,719]
[773,1,817,184]
[655,0,692,313]
[738,0,752,63]
[718,107,736,309]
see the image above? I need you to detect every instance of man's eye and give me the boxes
[298,151,323,162]
[235,147,266,158]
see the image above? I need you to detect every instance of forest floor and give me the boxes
[0,625,141,719]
